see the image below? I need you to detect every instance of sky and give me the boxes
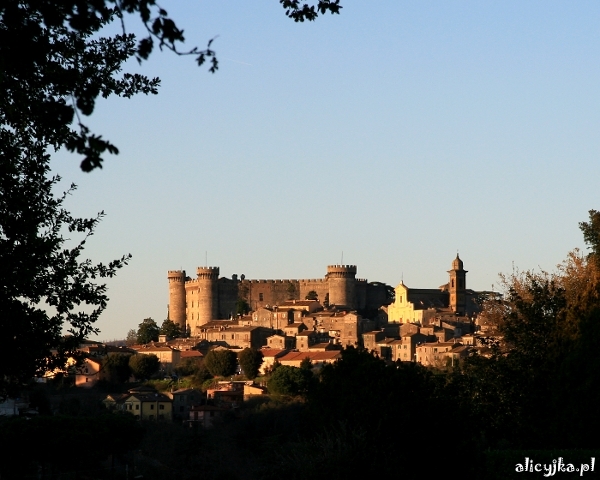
[50,1,600,341]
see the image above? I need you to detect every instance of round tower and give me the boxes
[194,266,220,330]
[326,265,357,309]
[167,270,187,330]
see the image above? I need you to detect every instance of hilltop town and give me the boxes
[52,255,491,422]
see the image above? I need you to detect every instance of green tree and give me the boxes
[175,357,202,377]
[103,354,132,383]
[203,349,237,377]
[305,290,318,300]
[136,317,159,344]
[300,357,313,370]
[323,293,330,308]
[267,365,313,396]
[238,348,264,379]
[236,299,250,316]
[286,282,297,300]
[128,353,160,380]
[579,209,600,264]
[451,210,600,449]
[159,319,182,339]
[125,329,137,346]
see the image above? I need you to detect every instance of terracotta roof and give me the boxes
[180,350,203,358]
[278,351,341,362]
[260,348,287,358]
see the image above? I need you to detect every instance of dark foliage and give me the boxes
[203,349,237,377]
[267,365,313,396]
[129,353,159,379]
[0,136,130,398]
[238,348,263,380]
[0,413,143,479]
[103,353,132,383]
[159,318,181,339]
[136,317,159,344]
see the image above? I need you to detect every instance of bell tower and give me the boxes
[448,254,467,315]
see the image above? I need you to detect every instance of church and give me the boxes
[386,255,481,324]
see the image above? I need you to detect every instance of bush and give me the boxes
[203,349,237,377]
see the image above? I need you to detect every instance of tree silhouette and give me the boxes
[238,348,263,379]
[0,139,130,398]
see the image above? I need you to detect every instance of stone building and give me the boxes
[168,264,390,334]
[387,255,481,324]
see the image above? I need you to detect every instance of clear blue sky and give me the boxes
[51,1,600,340]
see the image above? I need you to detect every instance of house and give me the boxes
[283,322,308,337]
[296,331,318,351]
[277,351,341,369]
[75,357,106,387]
[259,348,288,375]
[188,405,226,428]
[169,388,204,421]
[416,341,459,367]
[196,324,273,349]
[207,381,245,408]
[131,344,181,373]
[265,334,294,350]
[395,332,428,362]
[363,330,386,352]
[105,388,173,421]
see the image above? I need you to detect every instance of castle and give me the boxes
[167,265,390,334]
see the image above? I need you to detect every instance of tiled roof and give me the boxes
[180,350,203,358]
[278,351,341,362]
[260,348,287,358]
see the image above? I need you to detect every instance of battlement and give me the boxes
[248,279,298,284]
[327,265,357,278]
[167,270,186,281]
[196,266,219,280]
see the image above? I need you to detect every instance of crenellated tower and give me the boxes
[326,265,357,309]
[194,266,220,330]
[448,254,467,315]
[167,270,187,330]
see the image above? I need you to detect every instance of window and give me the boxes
[150,404,155,410]
[180,406,184,412]
[259,293,264,301]
[135,404,140,410]
[159,404,165,410]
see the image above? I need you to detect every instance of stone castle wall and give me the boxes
[168,265,389,334]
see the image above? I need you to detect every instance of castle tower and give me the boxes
[194,266,220,330]
[326,265,357,309]
[167,270,187,330]
[448,255,467,315]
